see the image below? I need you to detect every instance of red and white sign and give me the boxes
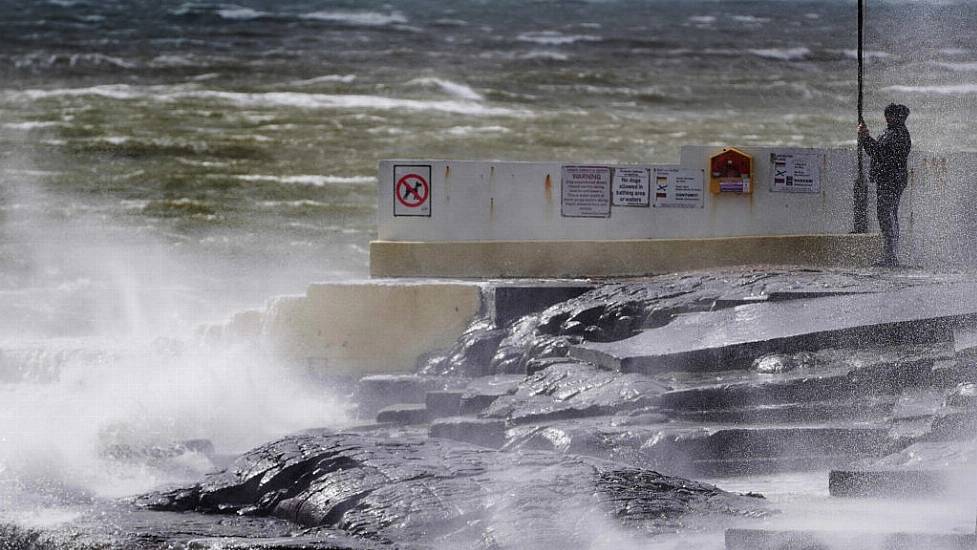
[393,165,432,217]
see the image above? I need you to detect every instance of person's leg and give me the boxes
[876,186,898,264]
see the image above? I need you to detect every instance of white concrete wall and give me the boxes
[378,147,865,242]
[378,147,977,267]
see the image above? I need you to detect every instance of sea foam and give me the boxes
[301,10,407,26]
[882,83,977,95]
[749,47,812,61]
[408,78,484,101]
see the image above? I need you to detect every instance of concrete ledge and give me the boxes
[370,234,882,278]
[257,281,482,375]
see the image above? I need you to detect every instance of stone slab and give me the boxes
[725,528,976,550]
[829,469,977,498]
[375,404,431,425]
[425,391,463,418]
[574,283,977,374]
[429,417,507,449]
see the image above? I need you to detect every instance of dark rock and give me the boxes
[354,375,465,418]
[726,529,976,550]
[670,398,895,425]
[657,359,934,415]
[429,417,506,448]
[139,432,770,549]
[751,351,817,374]
[574,283,977,374]
[459,374,523,414]
[416,318,506,377]
[491,284,594,328]
[924,410,977,441]
[863,439,977,470]
[424,391,463,418]
[828,469,976,498]
[482,361,670,424]
[945,381,977,408]
[186,532,386,549]
[375,404,431,425]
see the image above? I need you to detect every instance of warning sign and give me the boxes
[653,167,704,208]
[393,164,432,217]
[612,167,650,207]
[561,166,611,218]
[770,152,821,193]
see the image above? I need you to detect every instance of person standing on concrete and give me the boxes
[858,103,912,267]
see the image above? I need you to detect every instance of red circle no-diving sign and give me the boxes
[396,173,429,208]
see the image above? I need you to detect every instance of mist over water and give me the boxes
[2,0,977,543]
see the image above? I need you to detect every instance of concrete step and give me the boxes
[726,528,976,550]
[829,469,977,498]
[572,283,977,374]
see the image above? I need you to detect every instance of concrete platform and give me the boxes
[370,234,881,278]
[574,283,977,374]
[726,528,976,550]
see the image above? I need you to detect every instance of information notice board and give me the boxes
[653,167,704,208]
[562,165,611,218]
[770,152,821,193]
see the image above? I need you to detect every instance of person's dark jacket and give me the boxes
[862,123,911,190]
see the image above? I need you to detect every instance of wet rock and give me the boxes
[375,404,431,425]
[424,390,463,418]
[429,417,506,448]
[945,381,977,408]
[459,374,523,414]
[416,318,506,377]
[354,375,465,418]
[139,432,770,549]
[863,439,977,470]
[924,410,977,441]
[751,351,817,374]
[574,283,977,374]
[482,361,670,424]
[828,469,976,498]
[491,284,594,328]
[726,528,976,550]
[658,359,934,415]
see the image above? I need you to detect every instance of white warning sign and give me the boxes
[612,167,650,207]
[770,152,821,193]
[561,165,611,218]
[653,167,704,208]
[393,164,432,217]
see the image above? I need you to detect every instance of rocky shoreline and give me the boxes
[18,268,977,549]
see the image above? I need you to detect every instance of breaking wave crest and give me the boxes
[7,85,531,117]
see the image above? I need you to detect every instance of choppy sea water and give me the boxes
[1,0,977,541]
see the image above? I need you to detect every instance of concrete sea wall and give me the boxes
[373,146,977,277]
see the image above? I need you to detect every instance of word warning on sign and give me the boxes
[562,165,611,218]
[393,164,432,217]
[653,167,704,208]
[770,152,821,193]
[612,167,650,207]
